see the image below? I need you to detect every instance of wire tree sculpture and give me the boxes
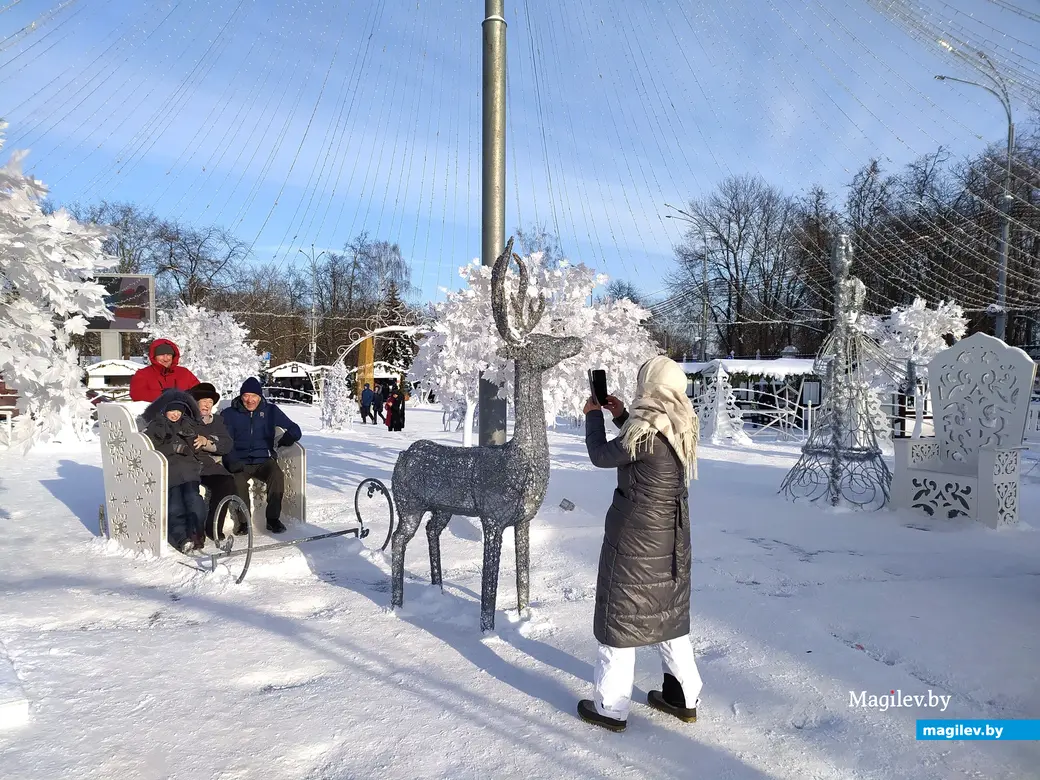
[780,235,902,509]
[389,238,583,631]
[696,362,752,445]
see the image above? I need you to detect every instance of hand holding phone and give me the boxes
[603,396,625,418]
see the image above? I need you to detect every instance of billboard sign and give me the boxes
[86,274,155,331]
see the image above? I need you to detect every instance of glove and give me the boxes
[277,433,298,448]
[173,442,190,456]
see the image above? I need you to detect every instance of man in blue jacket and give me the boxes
[359,383,374,424]
[221,377,302,533]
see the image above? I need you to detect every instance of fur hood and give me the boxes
[142,389,202,424]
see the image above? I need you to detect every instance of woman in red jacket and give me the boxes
[129,339,200,402]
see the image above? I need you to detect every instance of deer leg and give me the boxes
[514,518,531,615]
[426,510,452,588]
[479,521,505,633]
[391,510,424,609]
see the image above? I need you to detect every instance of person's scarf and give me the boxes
[618,356,700,480]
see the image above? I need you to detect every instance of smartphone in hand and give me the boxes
[588,369,608,405]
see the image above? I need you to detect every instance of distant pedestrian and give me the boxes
[372,384,385,425]
[385,386,406,432]
[360,383,374,424]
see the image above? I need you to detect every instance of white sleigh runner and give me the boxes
[893,333,1037,528]
[97,402,306,557]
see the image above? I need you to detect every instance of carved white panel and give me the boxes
[98,403,167,557]
[909,441,939,466]
[993,449,1019,477]
[929,333,1036,468]
[908,476,977,519]
[994,481,1019,528]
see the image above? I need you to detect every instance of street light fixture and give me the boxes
[298,245,327,366]
[935,47,1015,342]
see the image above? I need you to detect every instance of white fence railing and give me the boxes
[716,384,930,443]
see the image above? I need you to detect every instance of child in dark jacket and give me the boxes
[143,389,207,553]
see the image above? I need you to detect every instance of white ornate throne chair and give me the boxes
[893,333,1037,528]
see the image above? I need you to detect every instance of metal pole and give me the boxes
[995,120,1014,341]
[700,231,709,361]
[934,70,1014,341]
[300,246,322,365]
[479,0,508,446]
[310,293,317,367]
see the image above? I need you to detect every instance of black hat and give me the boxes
[189,382,220,404]
[153,342,176,357]
[165,400,190,414]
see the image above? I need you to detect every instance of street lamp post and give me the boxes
[935,51,1015,342]
[298,246,327,366]
[479,0,508,446]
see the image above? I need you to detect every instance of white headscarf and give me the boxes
[618,356,700,480]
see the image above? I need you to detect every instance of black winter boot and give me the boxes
[266,518,287,533]
[647,673,697,722]
[577,699,626,732]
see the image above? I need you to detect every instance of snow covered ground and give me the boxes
[1,405,1039,779]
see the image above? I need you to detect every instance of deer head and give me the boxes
[491,237,583,371]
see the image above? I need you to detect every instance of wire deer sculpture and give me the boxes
[390,238,583,631]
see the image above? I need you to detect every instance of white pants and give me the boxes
[593,634,703,721]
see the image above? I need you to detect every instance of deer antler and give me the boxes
[510,251,546,336]
[491,238,548,345]
[491,237,519,343]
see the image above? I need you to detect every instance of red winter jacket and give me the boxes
[129,339,200,402]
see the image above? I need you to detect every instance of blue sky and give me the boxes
[1,0,1035,304]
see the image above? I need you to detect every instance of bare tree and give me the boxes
[669,175,805,356]
[367,240,414,297]
[514,223,566,269]
[152,223,247,306]
[68,200,164,274]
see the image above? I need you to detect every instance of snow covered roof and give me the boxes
[681,358,817,380]
[346,361,407,379]
[84,360,144,376]
[266,361,317,378]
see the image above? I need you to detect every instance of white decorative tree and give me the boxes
[412,253,660,442]
[860,298,968,438]
[859,298,968,376]
[412,264,507,447]
[140,303,261,399]
[696,363,751,445]
[320,360,353,431]
[0,123,112,447]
